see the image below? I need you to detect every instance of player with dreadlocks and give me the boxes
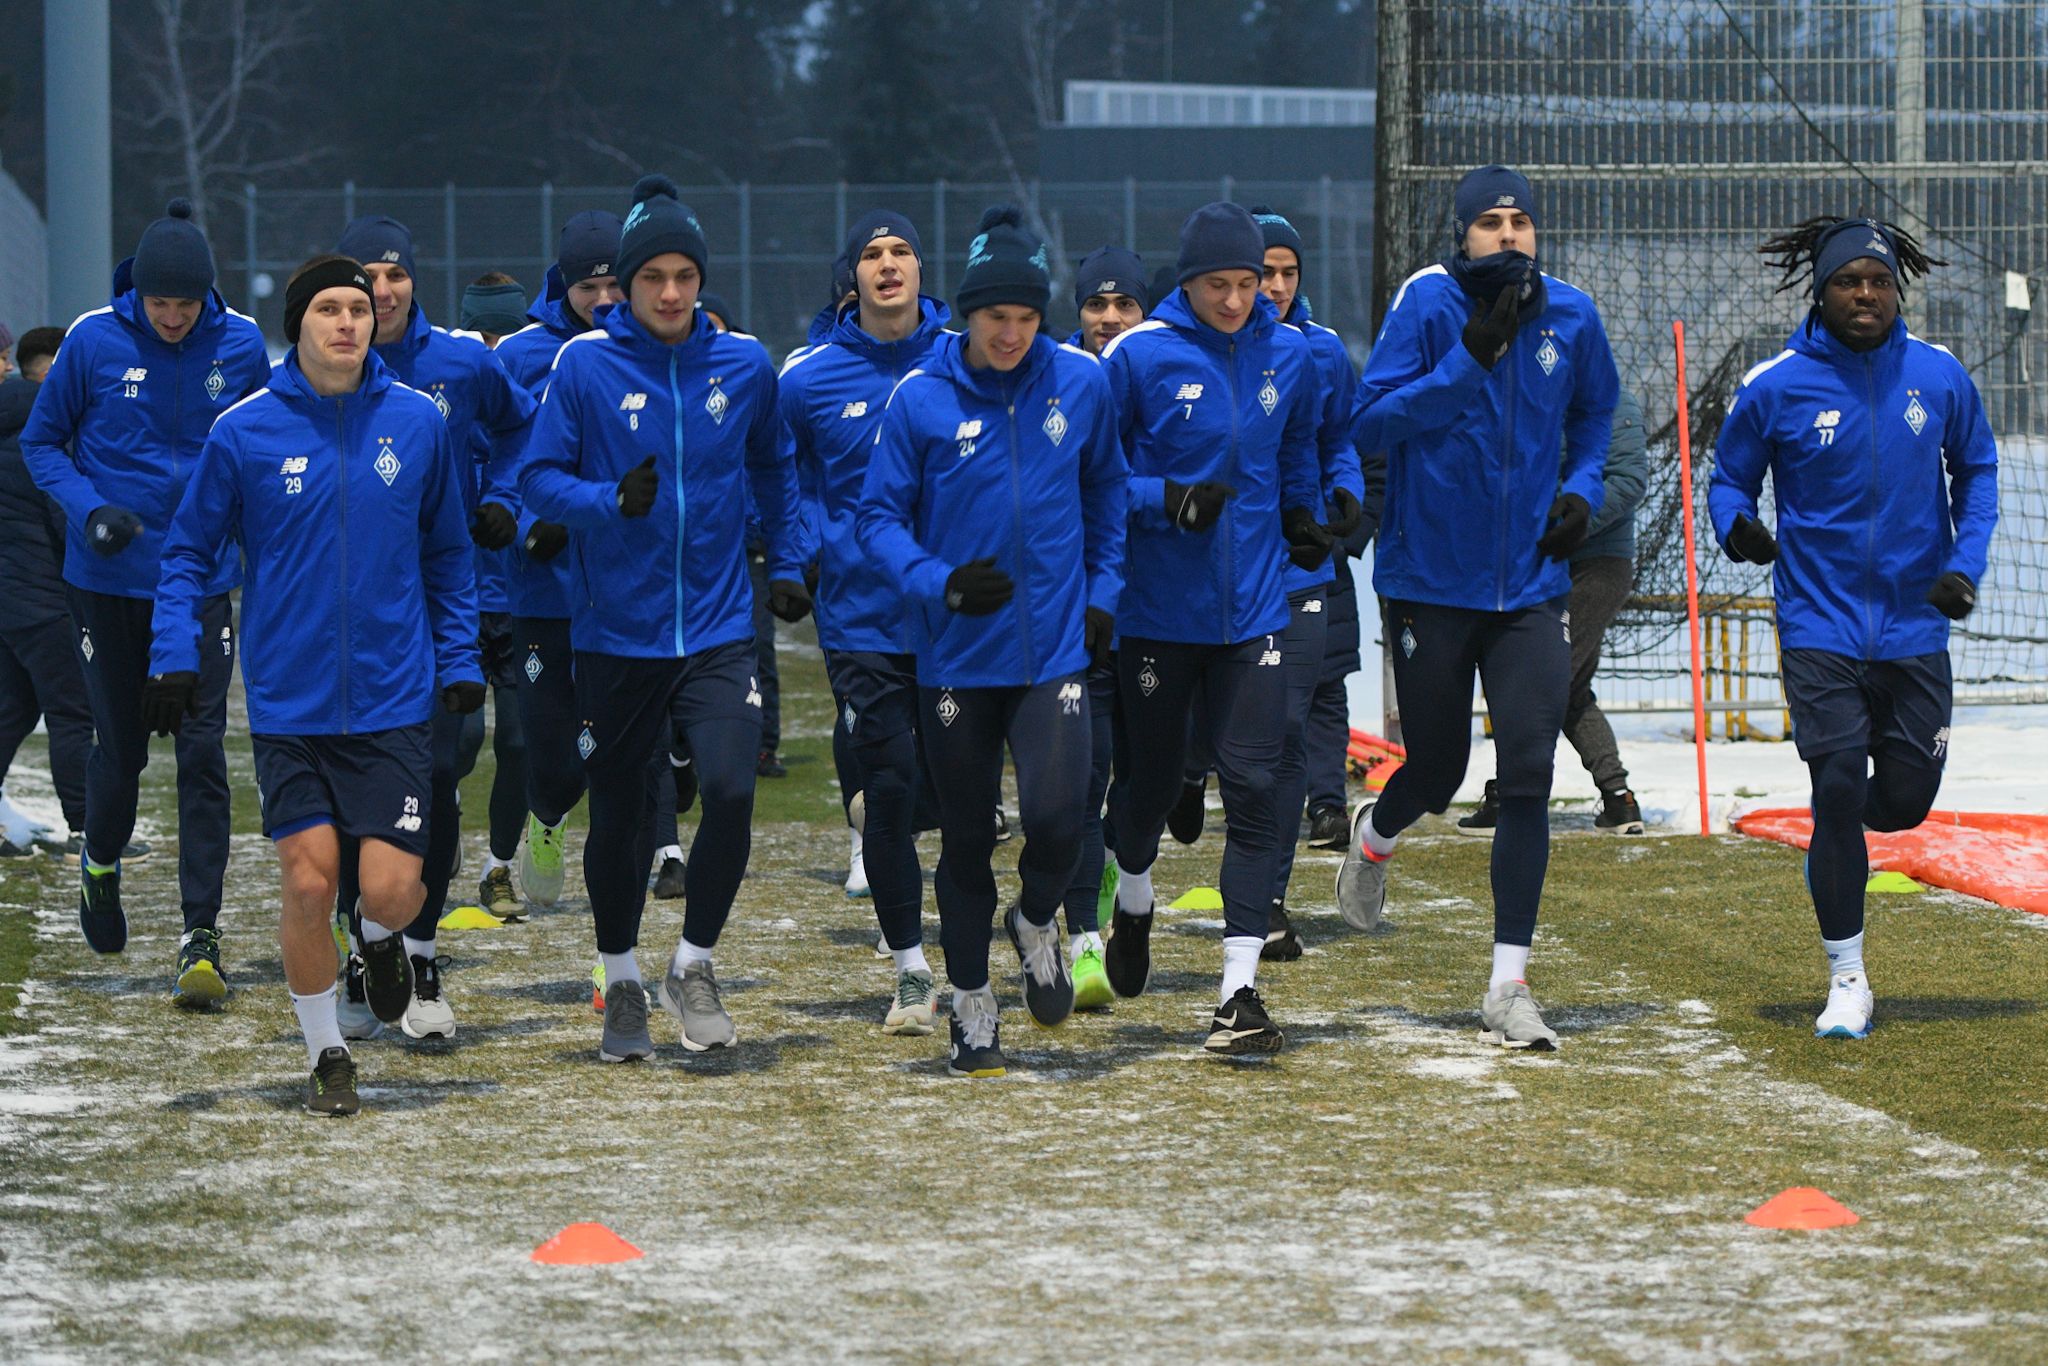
[1709,215,1999,1041]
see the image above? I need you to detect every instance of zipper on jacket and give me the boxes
[1862,354,1879,657]
[335,398,351,734]
[171,345,186,487]
[1003,385,1037,680]
[1497,355,1515,611]
[1222,339,1239,644]
[670,349,687,657]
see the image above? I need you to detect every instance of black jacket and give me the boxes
[0,379,71,628]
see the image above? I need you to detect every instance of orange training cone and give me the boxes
[1745,1187,1860,1230]
[532,1222,644,1264]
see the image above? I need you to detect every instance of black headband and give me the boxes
[285,258,374,344]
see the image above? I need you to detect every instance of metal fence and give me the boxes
[1375,0,2048,722]
[221,177,1374,363]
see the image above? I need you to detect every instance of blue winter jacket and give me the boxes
[20,260,269,600]
[490,270,598,618]
[1099,288,1322,645]
[780,297,949,654]
[151,350,481,735]
[1282,295,1366,594]
[858,331,1126,688]
[1708,316,1999,661]
[372,304,535,615]
[1356,264,1619,612]
[520,304,801,659]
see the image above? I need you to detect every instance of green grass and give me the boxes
[4,623,2047,1361]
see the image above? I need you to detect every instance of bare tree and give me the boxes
[118,0,320,231]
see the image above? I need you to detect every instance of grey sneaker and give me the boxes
[1334,801,1389,931]
[882,968,936,1035]
[1480,980,1560,1050]
[599,979,655,1063]
[1004,904,1073,1027]
[336,955,385,1041]
[660,958,736,1051]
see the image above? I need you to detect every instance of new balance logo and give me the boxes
[393,813,422,833]
[1259,648,1283,666]
[620,393,647,411]
[1174,383,1204,402]
[954,419,983,441]
[1813,410,1841,429]
[840,401,869,419]
[746,675,762,708]
[378,250,402,263]
[1865,236,1891,255]
[1495,194,1517,207]
[121,368,148,383]
[1303,598,1323,614]
[279,457,308,475]
[1932,725,1951,759]
[1058,682,1083,716]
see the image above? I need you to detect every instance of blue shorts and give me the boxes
[252,724,435,857]
[1781,648,1952,768]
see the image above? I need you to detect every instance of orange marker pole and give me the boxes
[1674,321,1711,837]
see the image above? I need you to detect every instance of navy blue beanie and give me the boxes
[131,199,215,300]
[696,292,739,332]
[829,253,856,306]
[1149,265,1180,310]
[1073,246,1148,313]
[1176,202,1265,284]
[1249,205,1305,264]
[337,214,417,278]
[557,210,623,285]
[1811,218,1902,300]
[618,174,709,287]
[1453,166,1539,245]
[956,205,1051,316]
[842,209,922,270]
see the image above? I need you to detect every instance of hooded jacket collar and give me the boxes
[600,296,719,359]
[1791,312,1908,368]
[929,328,1054,399]
[1152,286,1279,354]
[827,296,949,365]
[271,346,396,405]
[109,256,231,348]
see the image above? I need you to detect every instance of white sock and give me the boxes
[401,935,434,963]
[891,944,931,975]
[849,828,864,860]
[482,854,513,874]
[358,916,393,944]
[1070,930,1103,961]
[1363,809,1398,858]
[292,986,345,1067]
[599,950,641,987]
[672,938,714,972]
[1822,931,1866,981]
[1115,860,1154,915]
[1220,936,1262,1003]
[1490,942,1531,989]
[655,844,684,865]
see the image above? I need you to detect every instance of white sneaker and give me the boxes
[1814,972,1874,1039]
[1479,980,1559,1050]
[846,829,870,898]
[399,954,456,1039]
[883,969,936,1035]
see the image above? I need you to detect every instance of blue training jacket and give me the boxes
[858,331,1126,688]
[520,303,801,659]
[1282,295,1366,594]
[1357,264,1618,612]
[372,303,535,615]
[1099,288,1322,645]
[20,259,270,600]
[1708,315,1999,661]
[779,296,950,654]
[491,269,597,619]
[151,350,481,735]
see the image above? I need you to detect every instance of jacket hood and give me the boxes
[927,328,1056,399]
[600,296,719,359]
[1790,313,1908,367]
[271,346,396,404]
[1151,286,1280,353]
[826,296,950,363]
[110,256,233,341]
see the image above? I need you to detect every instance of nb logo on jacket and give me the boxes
[840,401,868,419]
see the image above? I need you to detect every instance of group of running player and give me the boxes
[11,161,1997,1115]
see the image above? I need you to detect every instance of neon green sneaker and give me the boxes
[520,813,567,907]
[1071,938,1113,1011]
[172,928,228,1010]
[1096,860,1119,926]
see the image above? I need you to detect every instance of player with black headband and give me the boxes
[1709,215,1998,1040]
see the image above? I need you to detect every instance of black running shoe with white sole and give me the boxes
[358,936,413,1023]
[1306,805,1348,849]
[1103,905,1153,997]
[305,1046,360,1116]
[1262,901,1303,961]
[1004,904,1073,1028]
[1595,788,1646,835]
[1456,779,1499,838]
[1205,985,1284,1055]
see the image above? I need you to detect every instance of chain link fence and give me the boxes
[1375,0,2048,722]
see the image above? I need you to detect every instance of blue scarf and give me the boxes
[1445,249,1547,323]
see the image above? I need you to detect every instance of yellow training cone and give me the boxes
[437,905,505,931]
[1169,886,1224,912]
[1865,871,1924,895]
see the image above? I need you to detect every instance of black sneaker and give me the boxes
[652,855,687,900]
[78,862,126,953]
[1456,779,1500,838]
[358,936,413,1023]
[0,836,33,859]
[1205,985,1284,1055]
[1103,905,1153,998]
[1306,805,1349,849]
[1262,901,1303,962]
[1004,904,1074,1028]
[1596,787,1646,835]
[755,749,787,779]
[946,992,1006,1078]
[172,927,228,1009]
[1168,774,1207,845]
[48,833,151,865]
[305,1046,360,1116]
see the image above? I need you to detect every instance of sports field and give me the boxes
[4,633,2047,1363]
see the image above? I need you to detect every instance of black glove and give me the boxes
[802,560,821,593]
[1164,480,1235,533]
[441,680,487,714]
[523,521,569,562]
[767,577,813,623]
[1462,284,1521,369]
[141,670,198,737]
[1281,505,1335,570]
[1327,487,1363,538]
[1085,606,1115,667]
[944,557,1014,616]
[86,505,143,556]
[616,456,658,518]
[1926,571,1976,621]
[1536,493,1591,560]
[1726,513,1778,565]
[470,501,517,550]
